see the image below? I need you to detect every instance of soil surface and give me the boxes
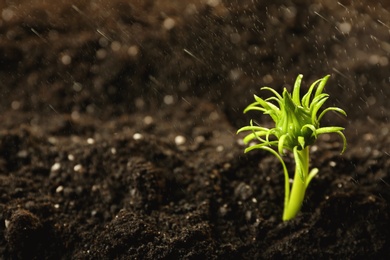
[1,0,390,259]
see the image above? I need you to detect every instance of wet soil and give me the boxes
[1,0,390,259]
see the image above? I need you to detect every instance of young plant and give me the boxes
[237,74,347,221]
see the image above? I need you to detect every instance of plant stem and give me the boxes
[283,146,310,221]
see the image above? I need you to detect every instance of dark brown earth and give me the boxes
[1,0,390,259]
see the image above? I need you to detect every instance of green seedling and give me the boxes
[237,74,347,221]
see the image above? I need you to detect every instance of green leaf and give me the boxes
[292,74,303,105]
[310,93,329,110]
[305,168,319,188]
[261,86,283,100]
[337,130,347,154]
[242,131,268,144]
[283,89,297,112]
[301,124,317,138]
[263,101,281,115]
[244,142,278,153]
[314,75,330,98]
[315,126,345,135]
[315,127,347,153]
[302,78,322,107]
[278,134,288,155]
[252,95,280,122]
[240,120,270,143]
[293,146,305,182]
[237,124,269,134]
[253,94,270,108]
[243,102,267,113]
[265,96,283,108]
[318,107,347,122]
[298,136,305,149]
[310,95,329,122]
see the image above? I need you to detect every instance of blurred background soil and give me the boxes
[0,0,389,259]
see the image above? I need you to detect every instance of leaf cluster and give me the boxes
[238,74,347,159]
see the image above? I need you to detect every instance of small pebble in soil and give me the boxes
[135,98,145,109]
[367,96,376,106]
[25,201,35,209]
[11,100,20,110]
[56,185,64,193]
[87,138,95,144]
[216,145,224,152]
[229,68,242,81]
[127,45,139,57]
[91,185,99,192]
[163,17,176,30]
[207,0,221,7]
[236,138,245,146]
[133,133,143,140]
[71,111,80,120]
[2,8,14,21]
[17,150,28,158]
[372,149,381,158]
[263,74,273,84]
[143,116,153,125]
[111,41,121,52]
[195,135,205,144]
[163,95,174,105]
[245,210,252,221]
[321,133,330,141]
[329,161,337,167]
[74,164,83,173]
[48,136,58,144]
[68,154,75,161]
[248,141,257,148]
[51,162,61,172]
[174,135,186,145]
[223,163,231,170]
[338,22,352,34]
[60,54,71,65]
[363,133,374,141]
[209,111,219,120]
[230,33,241,44]
[96,49,107,60]
[219,204,228,216]
[91,210,98,217]
[86,104,95,114]
[72,82,83,92]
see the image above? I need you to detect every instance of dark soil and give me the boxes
[1,0,390,259]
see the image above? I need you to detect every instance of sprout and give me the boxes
[237,74,347,221]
